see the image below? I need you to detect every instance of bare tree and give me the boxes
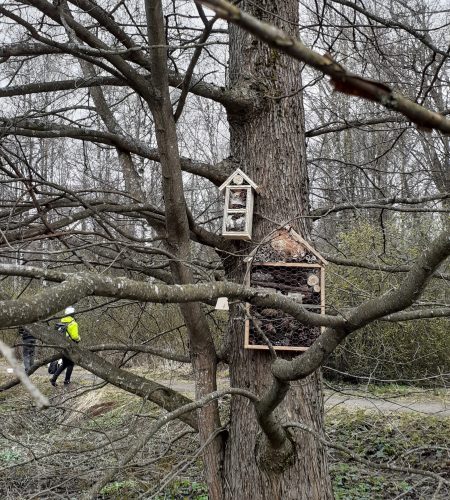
[0,0,448,498]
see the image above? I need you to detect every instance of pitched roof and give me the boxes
[284,226,328,264]
[219,168,260,192]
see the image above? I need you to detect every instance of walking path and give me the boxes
[2,364,449,416]
[156,378,450,417]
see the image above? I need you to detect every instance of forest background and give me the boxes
[0,0,448,498]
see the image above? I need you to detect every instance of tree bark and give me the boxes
[144,3,224,498]
[222,1,333,498]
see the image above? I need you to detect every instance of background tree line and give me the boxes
[0,0,448,498]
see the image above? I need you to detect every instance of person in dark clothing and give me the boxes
[51,357,74,386]
[19,326,36,374]
[50,306,80,387]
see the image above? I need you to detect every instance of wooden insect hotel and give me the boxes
[219,168,259,240]
[245,226,327,352]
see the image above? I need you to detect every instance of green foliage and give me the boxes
[331,463,405,500]
[327,222,449,383]
[0,449,21,463]
[156,479,208,500]
[328,409,450,499]
[100,480,138,497]
[156,479,208,499]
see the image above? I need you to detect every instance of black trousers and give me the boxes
[22,342,36,374]
[51,357,74,383]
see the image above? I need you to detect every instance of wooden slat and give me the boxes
[244,343,309,352]
[244,304,251,348]
[252,262,322,268]
[223,232,252,240]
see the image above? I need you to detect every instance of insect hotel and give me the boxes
[245,227,327,352]
[219,168,259,240]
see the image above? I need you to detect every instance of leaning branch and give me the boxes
[311,193,450,219]
[0,265,343,329]
[322,254,450,281]
[0,339,49,408]
[27,326,199,429]
[271,230,449,381]
[84,387,257,499]
[198,0,450,134]
[0,118,226,185]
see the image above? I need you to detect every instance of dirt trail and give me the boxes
[2,364,449,416]
[324,393,450,416]
[155,378,450,417]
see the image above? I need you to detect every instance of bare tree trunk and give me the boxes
[222,1,333,498]
[144,3,224,498]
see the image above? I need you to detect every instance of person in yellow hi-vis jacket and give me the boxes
[50,306,80,386]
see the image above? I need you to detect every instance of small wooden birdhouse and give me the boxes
[244,227,327,352]
[219,168,259,240]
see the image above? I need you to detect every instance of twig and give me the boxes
[197,0,450,134]
[431,480,444,500]
[287,420,450,486]
[245,310,277,359]
[83,387,258,499]
[391,478,429,500]
[0,339,49,408]
[149,427,226,498]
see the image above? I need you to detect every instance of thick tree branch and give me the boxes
[144,2,224,494]
[0,48,251,112]
[0,118,226,184]
[255,378,292,452]
[0,225,447,334]
[27,325,198,429]
[253,231,449,452]
[0,264,342,327]
[272,229,450,381]
[198,0,450,134]
[0,274,95,326]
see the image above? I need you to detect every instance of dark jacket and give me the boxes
[19,326,36,344]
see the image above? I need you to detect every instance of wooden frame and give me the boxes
[222,185,254,240]
[219,169,259,241]
[244,262,325,352]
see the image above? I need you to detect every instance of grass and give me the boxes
[324,380,450,406]
[154,480,208,500]
[100,479,139,498]
[1,366,449,499]
[327,409,450,499]
[0,449,22,463]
